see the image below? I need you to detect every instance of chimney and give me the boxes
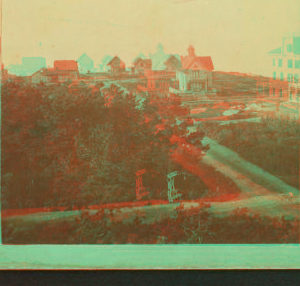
[188,45,196,57]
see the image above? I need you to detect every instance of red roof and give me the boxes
[197,56,214,71]
[54,60,78,70]
[181,56,214,71]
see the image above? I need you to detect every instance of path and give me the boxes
[202,137,299,197]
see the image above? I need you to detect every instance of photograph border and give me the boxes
[1,0,300,269]
[0,245,300,269]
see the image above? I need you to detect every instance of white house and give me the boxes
[266,33,300,101]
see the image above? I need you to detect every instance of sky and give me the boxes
[2,0,300,76]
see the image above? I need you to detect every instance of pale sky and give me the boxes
[2,0,300,75]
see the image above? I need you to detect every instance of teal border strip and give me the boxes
[0,245,299,269]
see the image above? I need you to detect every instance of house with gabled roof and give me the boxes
[77,53,95,74]
[172,46,215,94]
[99,55,113,72]
[132,54,152,75]
[30,60,79,84]
[106,56,126,73]
[136,44,181,94]
[149,44,182,71]
[54,60,78,71]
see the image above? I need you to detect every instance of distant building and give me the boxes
[132,56,152,75]
[31,60,79,84]
[137,70,177,95]
[172,46,214,94]
[136,44,182,94]
[149,44,182,71]
[54,60,78,71]
[268,35,300,101]
[99,55,113,72]
[77,53,95,74]
[106,56,126,73]
[260,34,300,102]
[6,57,46,76]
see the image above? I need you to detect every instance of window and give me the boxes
[287,73,291,82]
[288,59,293,68]
[278,59,282,67]
[273,58,276,66]
[295,60,300,69]
[287,44,292,52]
[280,73,284,81]
[273,72,277,80]
[295,74,299,83]
[273,88,276,96]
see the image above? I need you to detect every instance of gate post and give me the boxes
[136,169,149,200]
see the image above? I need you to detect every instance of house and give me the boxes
[99,55,113,72]
[132,56,152,75]
[106,56,126,73]
[137,69,177,95]
[22,57,47,75]
[149,44,182,71]
[54,60,78,71]
[136,44,182,94]
[257,33,300,102]
[172,46,214,94]
[6,57,47,77]
[77,53,95,74]
[31,60,79,84]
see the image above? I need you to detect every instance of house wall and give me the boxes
[271,36,300,83]
[31,72,49,84]
[79,58,94,72]
[268,36,300,102]
[177,71,187,91]
[58,73,78,83]
[187,71,208,92]
[176,69,213,93]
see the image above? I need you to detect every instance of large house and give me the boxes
[257,33,300,102]
[99,55,125,73]
[171,46,214,94]
[31,60,79,84]
[77,53,95,74]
